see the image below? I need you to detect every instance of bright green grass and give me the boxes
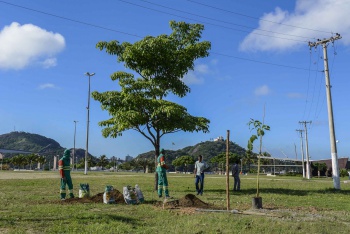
[1,171,350,233]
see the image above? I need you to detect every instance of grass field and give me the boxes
[1,171,350,234]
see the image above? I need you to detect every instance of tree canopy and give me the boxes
[172,155,195,172]
[92,21,211,156]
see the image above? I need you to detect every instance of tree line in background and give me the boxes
[3,149,347,178]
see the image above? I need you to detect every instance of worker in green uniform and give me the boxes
[156,148,171,199]
[59,149,74,200]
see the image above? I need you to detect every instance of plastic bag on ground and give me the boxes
[103,185,115,204]
[123,185,137,205]
[134,184,144,203]
[79,183,90,198]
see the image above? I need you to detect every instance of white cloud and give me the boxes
[0,22,65,70]
[183,63,209,84]
[41,58,57,68]
[210,59,218,65]
[183,71,204,84]
[38,83,56,90]
[254,85,271,96]
[287,92,305,98]
[240,0,350,52]
[195,64,209,74]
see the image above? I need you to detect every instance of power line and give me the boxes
[0,0,317,72]
[139,0,314,40]
[302,49,313,120]
[187,0,332,34]
[0,0,143,38]
[211,52,318,71]
[306,49,321,120]
[117,0,306,43]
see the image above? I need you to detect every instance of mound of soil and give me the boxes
[59,191,211,210]
[178,194,210,208]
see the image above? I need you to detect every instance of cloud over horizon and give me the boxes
[183,63,210,85]
[240,0,350,52]
[38,83,56,90]
[254,85,271,96]
[0,22,65,70]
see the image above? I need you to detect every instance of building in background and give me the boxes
[125,155,133,162]
[213,136,224,142]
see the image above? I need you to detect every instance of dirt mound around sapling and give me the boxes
[58,190,125,204]
[178,194,210,208]
[57,191,211,209]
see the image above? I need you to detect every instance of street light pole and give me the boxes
[84,72,95,175]
[73,120,78,171]
[240,158,243,174]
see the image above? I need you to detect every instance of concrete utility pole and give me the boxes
[73,120,78,171]
[299,121,311,179]
[84,72,95,175]
[296,129,305,178]
[309,33,341,190]
[225,130,230,211]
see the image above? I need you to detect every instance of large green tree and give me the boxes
[92,21,211,157]
[172,155,195,173]
[210,152,240,174]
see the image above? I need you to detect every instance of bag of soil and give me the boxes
[79,183,90,198]
[123,185,137,205]
[103,185,115,204]
[134,184,144,203]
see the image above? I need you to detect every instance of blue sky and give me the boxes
[1,0,349,161]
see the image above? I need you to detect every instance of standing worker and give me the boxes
[59,149,74,200]
[232,159,241,191]
[156,148,171,199]
[194,155,209,196]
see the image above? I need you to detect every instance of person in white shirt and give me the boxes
[194,155,208,195]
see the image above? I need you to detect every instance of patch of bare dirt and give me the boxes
[56,192,215,211]
[57,190,125,204]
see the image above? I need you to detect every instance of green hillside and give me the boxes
[0,131,64,155]
[0,132,92,163]
[0,132,247,165]
[137,140,246,163]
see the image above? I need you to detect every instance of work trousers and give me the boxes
[60,173,74,199]
[195,173,205,195]
[233,176,241,191]
[157,170,169,197]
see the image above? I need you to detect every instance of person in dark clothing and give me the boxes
[232,160,241,191]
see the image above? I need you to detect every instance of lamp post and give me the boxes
[84,72,95,175]
[240,158,243,174]
[73,120,78,171]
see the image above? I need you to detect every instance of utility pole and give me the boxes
[73,120,78,171]
[296,129,305,178]
[299,121,311,179]
[84,72,95,175]
[309,33,341,190]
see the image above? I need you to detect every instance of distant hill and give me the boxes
[0,132,96,163]
[137,140,246,163]
[0,131,64,156]
[0,132,247,165]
